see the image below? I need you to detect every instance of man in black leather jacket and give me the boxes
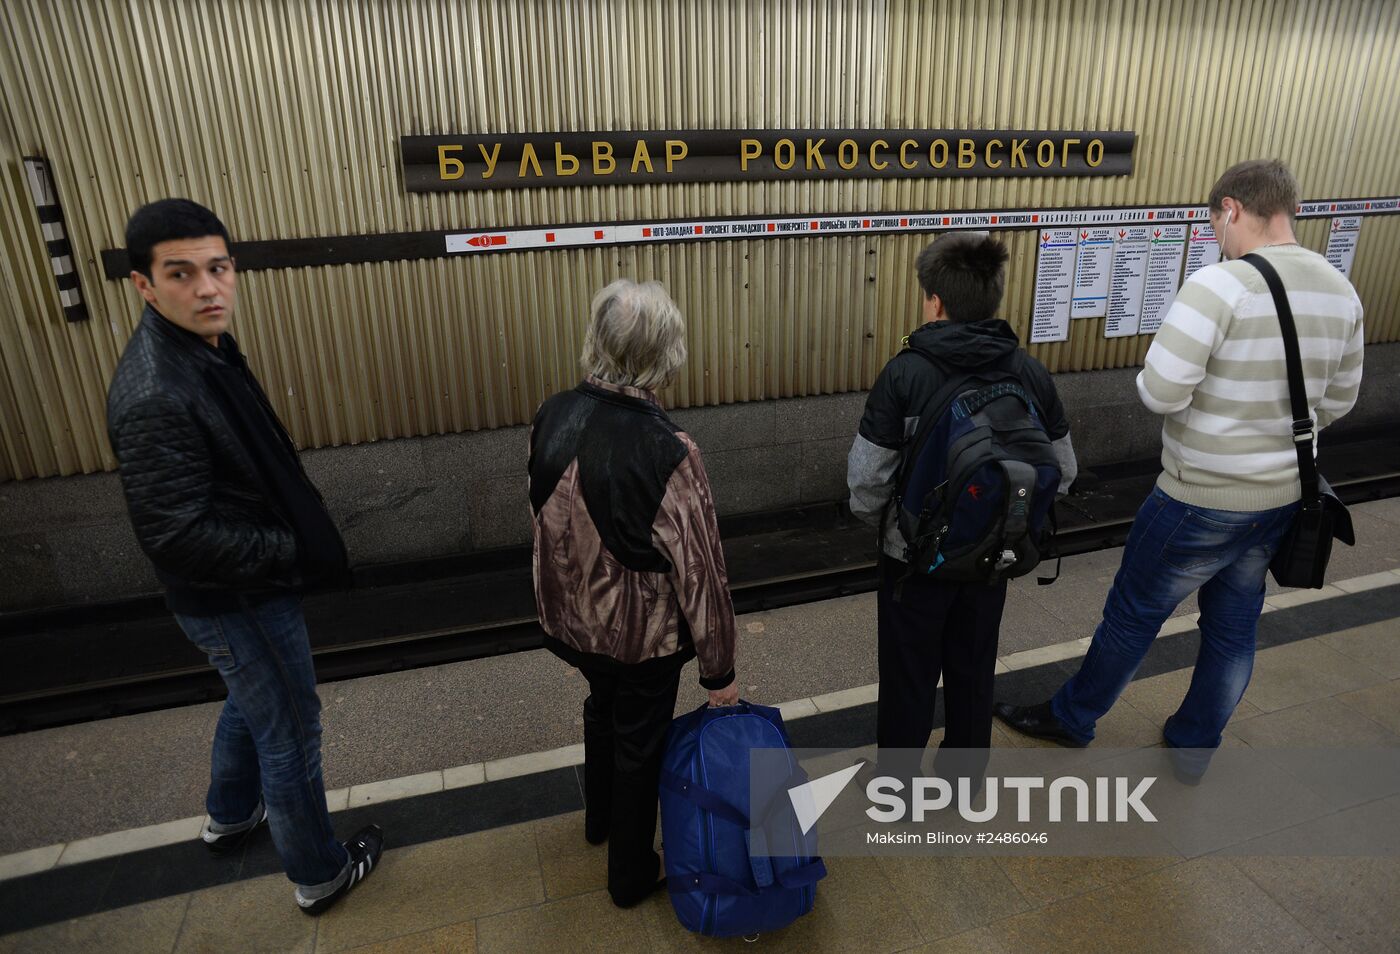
[106,199,381,915]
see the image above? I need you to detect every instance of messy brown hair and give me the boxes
[1208,159,1299,221]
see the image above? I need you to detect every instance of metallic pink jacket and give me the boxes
[528,377,737,689]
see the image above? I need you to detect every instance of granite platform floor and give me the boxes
[12,830,1397,954]
[3,605,1398,953]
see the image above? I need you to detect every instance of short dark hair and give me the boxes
[124,198,231,278]
[915,233,1010,323]
[1208,159,1299,221]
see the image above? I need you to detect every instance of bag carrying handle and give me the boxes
[960,381,1035,419]
[669,860,828,897]
[659,769,749,828]
[689,697,761,715]
[1239,253,1321,507]
[659,766,810,832]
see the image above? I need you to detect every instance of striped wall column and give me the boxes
[22,156,87,323]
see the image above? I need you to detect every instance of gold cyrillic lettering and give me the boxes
[477,143,502,179]
[665,139,688,172]
[438,145,465,180]
[899,139,918,170]
[774,138,796,171]
[1086,138,1104,167]
[1061,137,1081,167]
[631,140,654,173]
[519,142,544,177]
[592,141,616,175]
[805,138,826,170]
[1010,138,1029,168]
[985,139,1003,169]
[869,138,890,171]
[740,138,762,171]
[1036,140,1055,168]
[837,138,859,170]
[929,139,949,168]
[957,138,976,169]
[554,143,580,176]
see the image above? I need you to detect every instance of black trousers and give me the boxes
[876,556,1007,782]
[578,659,682,906]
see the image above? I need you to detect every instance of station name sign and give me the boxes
[400,129,1135,192]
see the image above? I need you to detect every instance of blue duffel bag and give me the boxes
[659,700,827,938]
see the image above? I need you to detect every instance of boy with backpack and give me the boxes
[847,233,1078,785]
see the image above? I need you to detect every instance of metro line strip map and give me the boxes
[444,196,1394,344]
[443,196,1398,254]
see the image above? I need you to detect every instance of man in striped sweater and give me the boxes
[996,159,1364,777]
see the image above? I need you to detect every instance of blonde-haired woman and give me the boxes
[528,279,739,908]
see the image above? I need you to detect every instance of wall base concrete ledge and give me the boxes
[2,343,1396,611]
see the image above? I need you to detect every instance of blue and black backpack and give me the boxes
[892,347,1061,588]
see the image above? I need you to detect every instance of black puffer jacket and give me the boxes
[106,306,334,607]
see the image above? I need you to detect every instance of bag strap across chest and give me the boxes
[1239,253,1320,506]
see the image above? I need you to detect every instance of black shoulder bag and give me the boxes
[1240,253,1355,588]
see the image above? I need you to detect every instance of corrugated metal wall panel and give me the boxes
[1351,217,1400,346]
[0,0,1396,480]
[878,0,1400,373]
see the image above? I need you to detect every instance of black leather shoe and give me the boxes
[993,701,1088,748]
[611,877,667,909]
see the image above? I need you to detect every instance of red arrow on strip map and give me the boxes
[1080,230,1088,239]
[1042,233,1050,241]
[1118,229,1126,238]
[465,235,507,248]
[1154,229,1162,238]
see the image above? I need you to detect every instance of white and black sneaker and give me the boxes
[200,800,268,854]
[295,825,385,916]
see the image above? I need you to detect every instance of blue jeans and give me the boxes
[1052,487,1298,750]
[175,595,348,887]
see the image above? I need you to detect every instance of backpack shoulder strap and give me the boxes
[892,347,973,485]
[1007,348,1061,426]
[903,346,979,423]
